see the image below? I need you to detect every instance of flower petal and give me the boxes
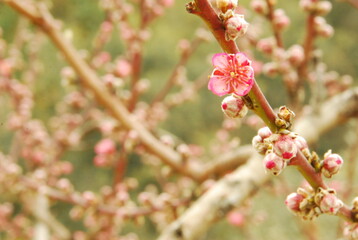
[235,52,251,66]
[208,75,230,96]
[212,53,231,70]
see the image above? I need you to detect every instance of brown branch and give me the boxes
[265,0,284,48]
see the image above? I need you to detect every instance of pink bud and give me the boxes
[250,0,267,15]
[258,126,272,139]
[115,59,132,78]
[285,192,305,213]
[319,193,343,214]
[221,95,248,118]
[287,45,305,66]
[257,37,276,55]
[294,135,308,151]
[262,62,279,76]
[321,152,343,178]
[273,134,298,160]
[227,210,245,227]
[94,138,116,155]
[225,14,249,41]
[272,9,290,30]
[314,17,334,38]
[263,152,286,175]
[316,1,332,16]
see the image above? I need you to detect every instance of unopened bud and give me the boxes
[287,45,305,66]
[294,135,308,151]
[251,0,267,15]
[225,14,249,41]
[216,0,237,13]
[273,134,298,160]
[285,192,305,213]
[319,192,343,215]
[321,151,343,178]
[258,126,272,139]
[316,1,332,16]
[272,9,290,30]
[252,135,267,154]
[221,95,248,118]
[263,152,286,175]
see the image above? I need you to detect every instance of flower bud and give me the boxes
[314,17,334,38]
[225,14,249,41]
[257,37,276,55]
[221,95,248,118]
[251,0,267,15]
[272,9,290,30]
[287,45,304,66]
[285,192,305,213]
[273,134,298,160]
[263,152,286,175]
[316,1,332,16]
[216,0,237,13]
[95,138,116,155]
[293,135,308,151]
[252,135,267,154]
[321,152,343,178]
[258,126,272,139]
[319,193,343,214]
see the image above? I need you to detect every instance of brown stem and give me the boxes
[265,0,284,48]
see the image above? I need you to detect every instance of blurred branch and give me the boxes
[344,0,358,9]
[158,87,358,240]
[4,0,273,183]
[4,0,202,180]
[30,193,70,240]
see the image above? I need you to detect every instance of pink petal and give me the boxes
[235,52,251,66]
[212,53,230,70]
[208,75,230,96]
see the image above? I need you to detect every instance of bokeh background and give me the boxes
[0,0,357,239]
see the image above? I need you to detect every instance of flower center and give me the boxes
[230,71,236,77]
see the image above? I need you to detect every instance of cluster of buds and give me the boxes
[253,125,302,175]
[221,94,248,118]
[213,0,249,41]
[299,0,332,16]
[314,17,334,38]
[285,186,343,220]
[93,138,117,167]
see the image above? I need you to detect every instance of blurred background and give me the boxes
[0,0,357,239]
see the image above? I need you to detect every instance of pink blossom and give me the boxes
[227,210,245,227]
[94,138,116,155]
[208,53,254,96]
